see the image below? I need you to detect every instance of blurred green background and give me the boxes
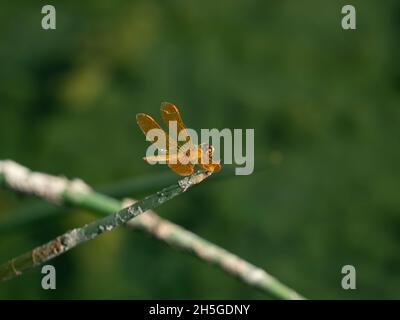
[1,0,400,299]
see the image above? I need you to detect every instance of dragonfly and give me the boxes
[136,102,222,176]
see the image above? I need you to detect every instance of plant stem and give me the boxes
[0,164,210,282]
[0,160,306,299]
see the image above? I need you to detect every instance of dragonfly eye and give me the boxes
[208,145,215,156]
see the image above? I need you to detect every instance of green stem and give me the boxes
[0,160,305,299]
[0,170,209,282]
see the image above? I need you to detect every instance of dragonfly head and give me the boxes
[198,143,222,173]
[198,143,212,162]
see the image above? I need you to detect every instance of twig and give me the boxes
[0,166,237,234]
[0,160,305,299]
[122,199,305,300]
[0,160,210,281]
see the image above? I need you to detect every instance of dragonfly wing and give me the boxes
[137,108,195,176]
[160,102,192,145]
[136,113,178,152]
[143,155,169,162]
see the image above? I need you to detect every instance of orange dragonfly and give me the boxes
[136,102,221,176]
